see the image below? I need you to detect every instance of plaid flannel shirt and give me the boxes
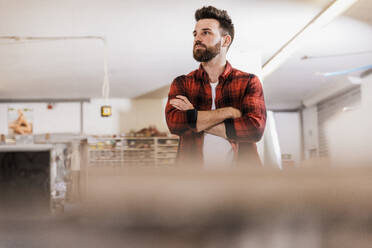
[165,61,266,166]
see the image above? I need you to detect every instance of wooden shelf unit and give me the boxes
[87,136,179,167]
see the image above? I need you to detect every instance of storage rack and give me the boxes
[155,137,179,166]
[87,136,179,167]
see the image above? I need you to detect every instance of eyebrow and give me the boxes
[193,28,212,34]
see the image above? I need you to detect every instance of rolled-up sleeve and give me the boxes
[165,76,197,135]
[224,75,266,142]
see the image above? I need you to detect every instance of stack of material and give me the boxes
[127,125,168,137]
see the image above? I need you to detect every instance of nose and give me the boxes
[194,33,202,44]
[194,39,203,48]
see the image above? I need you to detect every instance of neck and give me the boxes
[201,54,227,83]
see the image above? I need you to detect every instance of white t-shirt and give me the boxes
[203,82,234,167]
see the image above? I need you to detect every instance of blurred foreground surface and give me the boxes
[1,167,372,248]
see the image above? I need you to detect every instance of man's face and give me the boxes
[193,19,223,62]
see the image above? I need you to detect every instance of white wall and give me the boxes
[274,112,302,166]
[0,102,80,135]
[0,105,7,134]
[84,97,168,135]
[0,97,169,136]
[361,76,372,107]
[302,106,319,159]
[260,111,282,169]
[121,98,168,133]
[326,76,372,166]
[83,98,132,135]
[228,48,262,78]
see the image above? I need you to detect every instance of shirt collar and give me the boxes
[196,61,233,83]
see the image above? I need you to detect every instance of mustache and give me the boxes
[194,42,206,49]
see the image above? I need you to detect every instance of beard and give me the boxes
[193,40,221,62]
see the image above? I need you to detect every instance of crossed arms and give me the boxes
[169,95,241,139]
[165,75,266,142]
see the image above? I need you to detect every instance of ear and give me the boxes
[222,35,232,48]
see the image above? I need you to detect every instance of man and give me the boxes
[165,6,266,167]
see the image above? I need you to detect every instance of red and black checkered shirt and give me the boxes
[165,61,266,166]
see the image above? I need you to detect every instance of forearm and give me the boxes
[224,115,266,142]
[166,108,196,135]
[168,93,241,134]
[204,122,227,139]
[196,107,232,132]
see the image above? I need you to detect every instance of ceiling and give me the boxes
[0,0,371,110]
[264,0,372,109]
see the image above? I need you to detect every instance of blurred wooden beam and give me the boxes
[262,0,359,79]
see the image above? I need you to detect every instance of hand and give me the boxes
[228,107,241,119]
[170,95,194,111]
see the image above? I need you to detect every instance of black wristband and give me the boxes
[186,109,198,129]
[224,118,236,139]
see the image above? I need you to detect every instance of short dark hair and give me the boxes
[195,6,234,47]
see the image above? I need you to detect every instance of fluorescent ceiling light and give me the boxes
[322,64,372,77]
